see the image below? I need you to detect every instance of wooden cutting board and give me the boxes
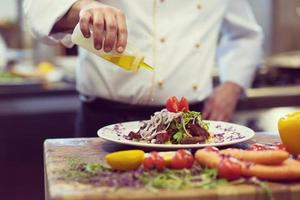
[44,133,300,200]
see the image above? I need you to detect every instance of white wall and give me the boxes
[0,0,17,21]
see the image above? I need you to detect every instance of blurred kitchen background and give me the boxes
[0,0,300,199]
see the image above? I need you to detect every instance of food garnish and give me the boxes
[140,167,228,190]
[166,96,189,112]
[60,157,229,190]
[60,155,273,200]
[105,150,144,171]
[128,96,210,144]
[278,111,300,155]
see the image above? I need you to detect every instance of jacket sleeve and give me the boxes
[23,0,77,46]
[217,0,263,90]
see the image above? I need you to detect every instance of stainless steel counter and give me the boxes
[238,85,300,110]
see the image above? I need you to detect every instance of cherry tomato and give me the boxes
[171,150,194,169]
[143,155,155,170]
[204,146,219,153]
[171,154,186,169]
[178,97,189,112]
[154,154,166,170]
[166,96,179,112]
[217,157,242,180]
[143,152,166,170]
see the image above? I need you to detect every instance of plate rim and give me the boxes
[97,120,255,149]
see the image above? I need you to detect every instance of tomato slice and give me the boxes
[166,96,179,112]
[171,150,194,169]
[178,97,189,112]
[217,157,242,180]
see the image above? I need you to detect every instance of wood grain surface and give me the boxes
[44,133,300,200]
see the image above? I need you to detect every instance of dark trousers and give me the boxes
[75,97,204,138]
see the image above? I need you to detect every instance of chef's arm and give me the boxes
[203,0,263,121]
[216,0,263,91]
[23,0,127,53]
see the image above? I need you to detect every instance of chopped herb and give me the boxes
[58,157,273,200]
[249,177,274,200]
[140,166,228,190]
[86,163,109,173]
[60,157,109,183]
[173,131,185,143]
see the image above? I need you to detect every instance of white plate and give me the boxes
[97,120,255,149]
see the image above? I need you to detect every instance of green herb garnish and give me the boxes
[59,157,272,200]
[140,166,228,190]
[86,163,109,173]
[169,111,208,144]
[249,177,274,200]
[60,157,109,182]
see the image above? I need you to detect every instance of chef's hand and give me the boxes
[53,0,127,53]
[78,0,127,53]
[202,82,242,122]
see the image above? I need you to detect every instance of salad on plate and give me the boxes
[127,96,212,144]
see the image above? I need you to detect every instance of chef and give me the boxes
[0,34,7,69]
[24,0,263,137]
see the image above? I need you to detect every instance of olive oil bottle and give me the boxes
[71,24,153,72]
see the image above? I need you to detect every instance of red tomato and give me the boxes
[154,154,166,170]
[217,157,242,180]
[143,156,155,170]
[143,152,166,170]
[171,150,194,169]
[178,97,189,112]
[166,96,179,112]
[297,155,300,161]
[171,154,186,169]
[204,146,219,153]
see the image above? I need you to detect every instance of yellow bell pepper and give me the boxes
[278,111,300,155]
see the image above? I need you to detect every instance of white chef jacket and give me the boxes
[24,0,263,105]
[0,34,7,69]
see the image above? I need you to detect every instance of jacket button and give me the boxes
[160,37,166,43]
[192,84,198,91]
[158,80,164,87]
